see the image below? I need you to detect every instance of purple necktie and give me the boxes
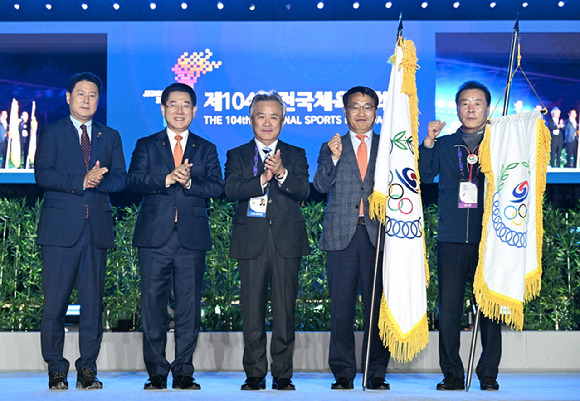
[80,124,90,170]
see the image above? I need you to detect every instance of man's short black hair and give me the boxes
[161,83,197,107]
[342,86,379,108]
[67,72,103,96]
[455,81,491,107]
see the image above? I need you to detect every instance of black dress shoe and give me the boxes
[144,374,167,390]
[76,367,103,390]
[241,377,266,390]
[331,377,354,390]
[480,376,499,391]
[172,375,201,390]
[48,371,68,390]
[436,374,465,390]
[366,377,391,390]
[272,377,295,390]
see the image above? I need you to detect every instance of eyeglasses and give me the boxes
[165,103,194,111]
[347,104,376,113]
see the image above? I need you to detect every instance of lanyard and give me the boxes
[456,145,480,181]
[253,145,260,177]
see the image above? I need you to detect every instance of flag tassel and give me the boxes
[378,294,429,363]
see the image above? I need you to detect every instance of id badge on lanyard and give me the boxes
[457,146,479,209]
[458,180,478,208]
[247,144,269,217]
[248,192,269,217]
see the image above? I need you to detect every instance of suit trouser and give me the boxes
[238,228,300,379]
[437,241,502,380]
[40,220,107,373]
[565,140,578,167]
[550,134,563,167]
[327,223,390,381]
[139,230,206,377]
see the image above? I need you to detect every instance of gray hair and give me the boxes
[249,90,287,119]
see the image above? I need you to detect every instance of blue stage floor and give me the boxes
[2,371,579,401]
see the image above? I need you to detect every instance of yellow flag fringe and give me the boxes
[525,119,550,301]
[400,39,419,140]
[368,191,387,224]
[378,292,429,363]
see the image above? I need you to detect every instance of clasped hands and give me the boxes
[261,149,285,186]
[83,160,108,189]
[166,158,193,188]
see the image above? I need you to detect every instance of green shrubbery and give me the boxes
[0,198,579,332]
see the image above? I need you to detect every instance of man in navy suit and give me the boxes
[225,91,310,391]
[313,86,390,390]
[35,72,127,390]
[128,83,224,391]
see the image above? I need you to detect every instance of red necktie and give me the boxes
[80,124,90,171]
[356,134,368,214]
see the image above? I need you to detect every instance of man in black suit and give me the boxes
[128,83,224,390]
[547,107,565,167]
[19,110,30,167]
[35,72,127,390]
[225,91,310,391]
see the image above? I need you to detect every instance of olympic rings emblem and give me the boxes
[492,192,527,248]
[384,216,423,239]
[503,203,528,226]
[388,183,414,215]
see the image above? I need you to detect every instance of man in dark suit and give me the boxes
[547,107,565,167]
[225,91,310,391]
[313,86,390,391]
[128,83,224,391]
[19,110,30,168]
[35,72,127,390]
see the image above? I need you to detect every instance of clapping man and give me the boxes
[128,83,224,390]
[35,72,127,390]
[225,91,310,391]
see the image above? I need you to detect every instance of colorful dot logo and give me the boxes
[172,49,223,88]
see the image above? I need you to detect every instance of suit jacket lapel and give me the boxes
[368,131,379,179]
[154,130,175,171]
[64,118,86,170]
[341,133,361,181]
[243,140,263,176]
[89,121,104,169]
[183,131,197,164]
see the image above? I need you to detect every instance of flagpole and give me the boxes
[362,13,403,392]
[502,17,519,116]
[465,16,519,392]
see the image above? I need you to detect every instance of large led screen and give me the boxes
[1,20,578,183]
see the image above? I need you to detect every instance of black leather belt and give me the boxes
[358,217,366,225]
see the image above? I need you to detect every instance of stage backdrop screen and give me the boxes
[1,20,578,183]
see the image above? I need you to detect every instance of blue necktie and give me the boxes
[262,147,271,166]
